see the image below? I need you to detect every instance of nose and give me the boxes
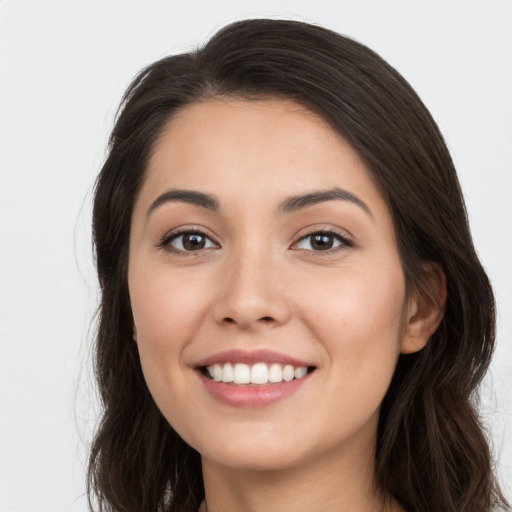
[212,247,292,330]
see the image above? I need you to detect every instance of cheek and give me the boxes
[304,260,406,333]
[296,266,406,440]
[128,264,220,431]
[128,264,216,409]
[130,265,213,348]
[299,260,407,393]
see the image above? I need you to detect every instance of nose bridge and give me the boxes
[214,235,290,328]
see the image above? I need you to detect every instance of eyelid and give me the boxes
[157,226,220,254]
[290,228,354,252]
[155,225,353,255]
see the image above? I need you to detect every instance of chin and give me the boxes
[204,447,305,472]
[190,429,308,472]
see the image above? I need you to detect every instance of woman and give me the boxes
[88,19,509,512]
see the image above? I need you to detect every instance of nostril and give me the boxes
[221,316,276,325]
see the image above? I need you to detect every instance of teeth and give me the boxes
[282,364,295,382]
[251,363,268,384]
[206,362,310,385]
[268,363,282,383]
[213,364,222,382]
[294,366,307,379]
[222,363,234,383]
[233,363,251,384]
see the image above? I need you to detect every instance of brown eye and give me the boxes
[166,231,217,252]
[310,234,334,250]
[294,231,352,252]
[182,233,206,250]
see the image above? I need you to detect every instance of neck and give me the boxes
[201,431,401,512]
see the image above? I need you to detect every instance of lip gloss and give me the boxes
[197,369,312,408]
[195,349,315,408]
[195,348,313,368]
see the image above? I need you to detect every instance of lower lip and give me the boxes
[198,371,312,408]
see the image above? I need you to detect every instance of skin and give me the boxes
[128,98,444,512]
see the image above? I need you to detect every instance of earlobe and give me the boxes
[401,263,447,354]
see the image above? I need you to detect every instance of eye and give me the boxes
[161,230,218,253]
[294,231,352,252]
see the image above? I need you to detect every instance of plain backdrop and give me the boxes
[0,1,510,510]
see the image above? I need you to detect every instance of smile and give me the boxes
[196,349,317,408]
[204,362,313,385]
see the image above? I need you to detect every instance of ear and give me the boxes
[401,262,447,354]
[133,324,138,343]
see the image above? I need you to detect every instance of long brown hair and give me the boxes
[89,19,509,512]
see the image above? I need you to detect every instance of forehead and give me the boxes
[139,98,391,226]
[148,98,341,180]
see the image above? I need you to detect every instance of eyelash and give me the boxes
[157,229,218,255]
[157,228,353,255]
[292,229,354,253]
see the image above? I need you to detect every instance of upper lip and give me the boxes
[195,349,315,368]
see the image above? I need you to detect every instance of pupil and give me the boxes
[183,234,205,250]
[312,234,333,250]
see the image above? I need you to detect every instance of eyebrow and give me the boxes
[147,189,220,217]
[147,186,372,218]
[277,187,373,217]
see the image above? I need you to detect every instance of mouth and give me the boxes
[195,349,317,407]
[200,362,316,385]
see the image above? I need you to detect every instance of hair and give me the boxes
[88,18,509,512]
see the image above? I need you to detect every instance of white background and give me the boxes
[0,1,510,510]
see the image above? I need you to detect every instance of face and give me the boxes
[128,98,417,473]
